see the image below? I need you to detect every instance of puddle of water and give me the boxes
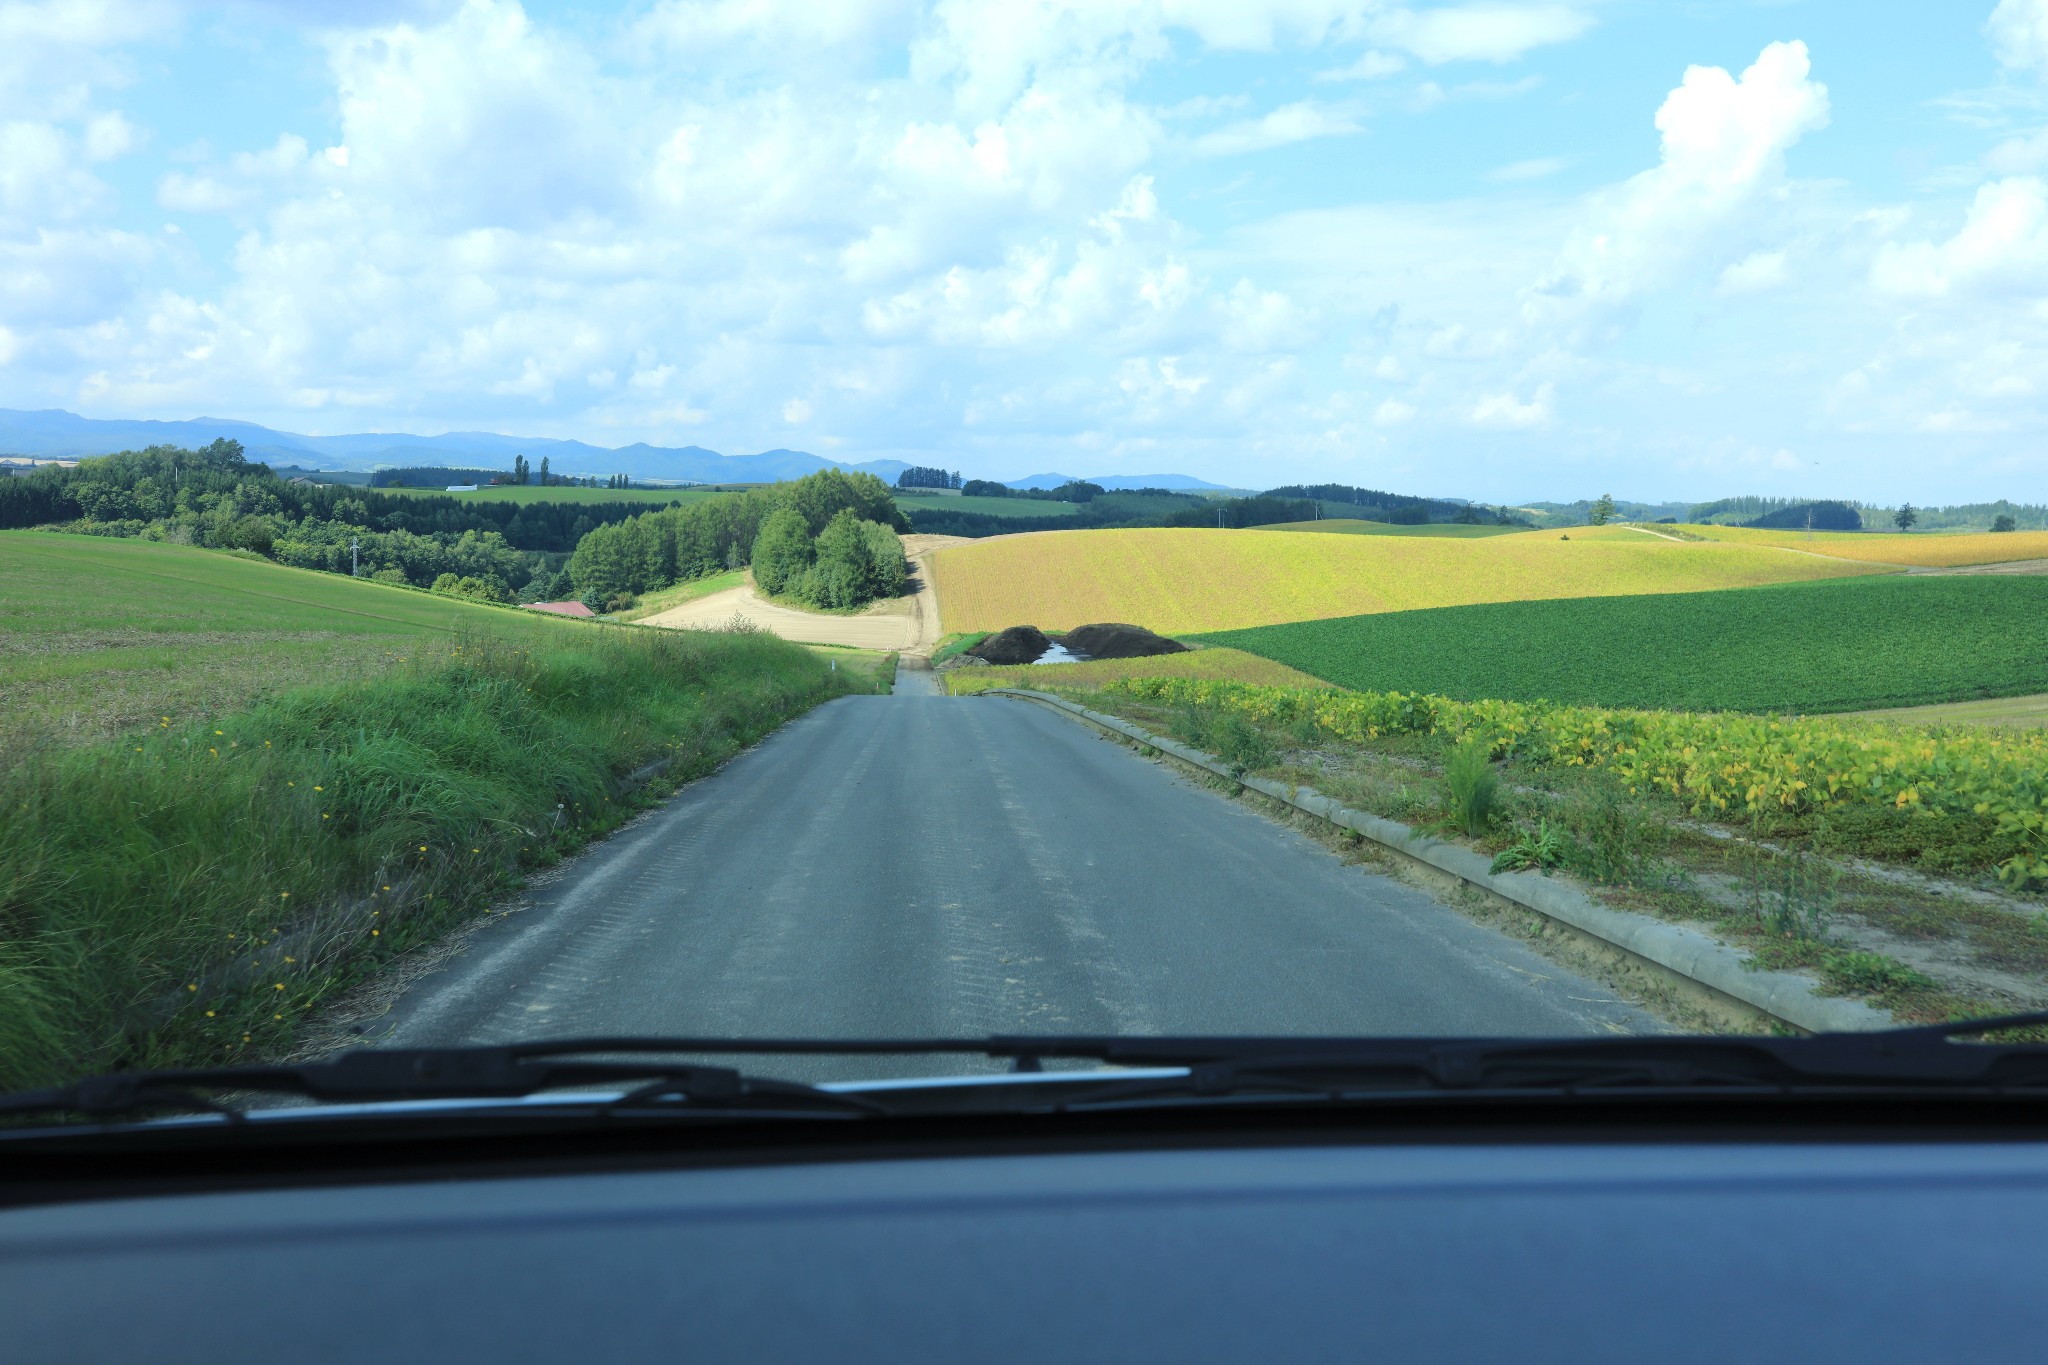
[1030,643,1087,665]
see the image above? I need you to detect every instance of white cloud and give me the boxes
[1872,177,2048,296]
[1375,4,1592,65]
[1373,397,1414,425]
[782,397,811,422]
[1193,99,1364,156]
[82,110,136,161]
[1988,0,2048,75]
[1486,155,1566,183]
[1532,41,1828,319]
[1315,49,1404,81]
[0,120,106,223]
[1718,248,1791,294]
[1470,382,1552,426]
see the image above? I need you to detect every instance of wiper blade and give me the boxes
[0,1040,897,1123]
[13,1016,2048,1126]
[989,1019,2048,1108]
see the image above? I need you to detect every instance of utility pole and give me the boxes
[351,536,359,577]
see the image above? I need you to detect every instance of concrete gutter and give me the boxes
[985,687,1895,1036]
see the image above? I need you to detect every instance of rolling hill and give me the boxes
[0,531,577,743]
[924,527,1890,635]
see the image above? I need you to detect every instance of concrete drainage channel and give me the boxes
[985,687,1895,1037]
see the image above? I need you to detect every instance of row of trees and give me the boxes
[0,441,679,599]
[895,466,961,490]
[0,442,669,559]
[565,469,908,608]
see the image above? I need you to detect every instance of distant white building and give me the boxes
[445,484,479,492]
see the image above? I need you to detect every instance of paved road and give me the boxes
[374,666,1660,1079]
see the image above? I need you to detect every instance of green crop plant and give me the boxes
[1444,737,1499,838]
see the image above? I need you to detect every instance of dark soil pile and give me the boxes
[969,625,1052,664]
[1060,623,1188,661]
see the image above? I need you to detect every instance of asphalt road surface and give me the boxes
[373,665,1661,1078]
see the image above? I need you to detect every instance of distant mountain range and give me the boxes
[1004,471,1233,491]
[0,408,1230,492]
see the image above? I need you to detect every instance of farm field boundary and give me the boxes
[1202,575,2048,715]
[983,687,1892,1035]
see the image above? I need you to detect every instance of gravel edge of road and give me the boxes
[985,688,1896,1038]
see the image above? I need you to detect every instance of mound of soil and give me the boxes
[969,625,1052,665]
[1060,623,1188,661]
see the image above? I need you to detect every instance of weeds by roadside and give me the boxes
[1042,680,2048,1027]
[0,626,865,1090]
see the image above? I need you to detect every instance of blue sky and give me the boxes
[3,1,2047,501]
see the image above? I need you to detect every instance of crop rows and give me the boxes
[1203,576,2048,715]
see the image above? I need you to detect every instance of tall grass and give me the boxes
[0,626,862,1090]
[1444,737,1499,837]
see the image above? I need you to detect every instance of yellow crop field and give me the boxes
[925,527,1889,634]
[1685,525,2048,567]
[942,646,1330,695]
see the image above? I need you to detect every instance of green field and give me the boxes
[1265,519,1523,537]
[892,492,1080,519]
[1202,575,2048,714]
[381,484,730,506]
[0,532,574,743]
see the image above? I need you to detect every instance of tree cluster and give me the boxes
[1742,501,1863,531]
[1260,483,1498,524]
[566,468,908,608]
[895,466,961,490]
[953,479,1108,502]
[751,507,909,608]
[1160,496,1317,530]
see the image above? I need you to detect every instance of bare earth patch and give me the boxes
[643,550,948,653]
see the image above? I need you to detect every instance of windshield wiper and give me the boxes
[0,1040,897,1124]
[979,1013,2048,1109]
[10,1015,2048,1127]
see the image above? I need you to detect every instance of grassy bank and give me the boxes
[1203,576,2048,714]
[0,625,874,1090]
[2,531,572,745]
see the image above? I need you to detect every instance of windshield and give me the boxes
[2,1,2045,1105]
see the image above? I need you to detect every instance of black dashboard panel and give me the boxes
[4,1140,2046,1362]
